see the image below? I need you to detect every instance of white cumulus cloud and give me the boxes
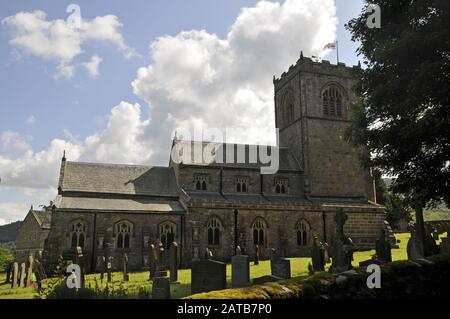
[83,54,103,77]
[2,10,136,78]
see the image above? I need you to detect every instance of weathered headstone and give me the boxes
[26,255,34,287]
[11,262,18,289]
[231,255,250,288]
[191,259,226,294]
[169,242,179,284]
[34,259,44,291]
[254,245,259,265]
[323,242,331,264]
[149,244,157,280]
[123,254,129,281]
[19,262,26,287]
[107,256,113,282]
[407,227,424,260]
[269,248,277,260]
[270,257,291,279]
[253,275,282,285]
[330,208,355,273]
[75,246,85,287]
[152,277,170,299]
[100,256,106,280]
[235,245,242,256]
[424,225,440,255]
[311,236,325,271]
[375,229,392,263]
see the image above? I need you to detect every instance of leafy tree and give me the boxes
[345,0,450,208]
[0,247,14,272]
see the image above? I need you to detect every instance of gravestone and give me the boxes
[152,277,170,299]
[191,259,226,294]
[154,246,168,279]
[107,256,113,282]
[311,236,325,271]
[34,259,44,291]
[236,245,242,256]
[375,229,392,262]
[26,255,34,287]
[149,244,157,280]
[100,256,106,280]
[11,262,18,289]
[269,248,277,260]
[330,208,355,273]
[75,246,85,287]
[5,263,11,284]
[424,225,440,255]
[254,245,259,265]
[323,242,331,264]
[270,257,291,279]
[231,255,250,288]
[19,262,26,287]
[123,254,129,281]
[205,248,213,260]
[253,275,282,285]
[169,242,179,284]
[407,228,424,260]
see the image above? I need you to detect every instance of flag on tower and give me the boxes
[323,42,336,50]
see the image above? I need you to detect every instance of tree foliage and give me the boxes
[346,0,450,208]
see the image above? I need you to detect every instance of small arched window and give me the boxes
[252,217,267,246]
[207,217,222,246]
[296,220,310,246]
[116,221,133,249]
[322,86,344,118]
[70,220,87,249]
[160,221,176,250]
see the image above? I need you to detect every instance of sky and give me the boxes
[0,0,365,224]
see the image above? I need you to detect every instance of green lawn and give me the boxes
[0,232,441,299]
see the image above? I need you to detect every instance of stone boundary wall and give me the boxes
[186,253,450,299]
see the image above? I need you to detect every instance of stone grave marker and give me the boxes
[152,277,170,299]
[254,245,259,265]
[11,262,18,289]
[330,208,355,273]
[231,255,250,288]
[149,244,157,280]
[253,275,282,285]
[311,236,325,271]
[375,229,392,263]
[75,246,85,287]
[123,254,129,281]
[19,262,26,287]
[271,257,291,279]
[26,255,34,287]
[205,248,213,260]
[100,256,106,280]
[169,242,179,284]
[191,259,226,294]
[236,245,242,255]
[107,256,113,282]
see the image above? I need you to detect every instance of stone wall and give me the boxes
[15,214,49,264]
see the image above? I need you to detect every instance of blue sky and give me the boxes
[0,0,364,223]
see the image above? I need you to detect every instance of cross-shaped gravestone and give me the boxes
[330,209,355,273]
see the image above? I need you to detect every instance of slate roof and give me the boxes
[54,195,184,212]
[60,161,179,197]
[31,210,52,229]
[172,140,302,171]
[185,191,310,205]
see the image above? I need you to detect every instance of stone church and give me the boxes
[43,55,388,271]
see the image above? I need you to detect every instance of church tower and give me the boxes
[274,54,375,201]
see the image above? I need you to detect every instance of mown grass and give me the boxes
[0,232,443,299]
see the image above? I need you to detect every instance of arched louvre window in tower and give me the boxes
[322,86,344,118]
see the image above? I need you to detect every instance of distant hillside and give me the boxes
[0,221,21,243]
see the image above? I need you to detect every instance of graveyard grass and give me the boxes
[0,232,426,299]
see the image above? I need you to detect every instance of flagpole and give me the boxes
[336,40,339,64]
